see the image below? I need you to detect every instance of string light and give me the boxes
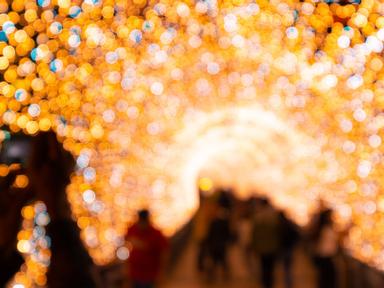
[1,0,384,285]
[7,202,50,288]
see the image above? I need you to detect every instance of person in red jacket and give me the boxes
[125,209,168,288]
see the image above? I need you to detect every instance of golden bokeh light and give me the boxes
[1,0,384,286]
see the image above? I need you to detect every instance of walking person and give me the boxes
[311,209,339,288]
[204,205,233,280]
[250,198,281,288]
[125,209,169,288]
[29,132,100,288]
[279,211,300,288]
[192,195,216,273]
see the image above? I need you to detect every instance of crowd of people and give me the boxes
[192,189,342,288]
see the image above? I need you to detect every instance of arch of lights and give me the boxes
[1,0,384,285]
[164,106,327,224]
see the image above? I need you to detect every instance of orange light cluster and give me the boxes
[1,0,384,280]
[7,202,51,288]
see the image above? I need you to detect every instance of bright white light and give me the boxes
[68,34,81,48]
[105,52,118,64]
[151,82,164,95]
[347,75,363,89]
[83,189,96,204]
[195,1,208,14]
[247,3,260,15]
[369,135,381,148]
[154,106,326,229]
[232,35,245,47]
[83,167,96,182]
[321,74,338,89]
[338,35,350,49]
[116,246,130,260]
[77,154,90,168]
[302,3,314,15]
[224,14,238,32]
[28,104,41,117]
[377,28,384,41]
[207,62,220,75]
[103,109,116,123]
[286,27,298,39]
[366,36,383,53]
[353,108,366,122]
[343,140,356,154]
[177,3,190,17]
[357,160,372,178]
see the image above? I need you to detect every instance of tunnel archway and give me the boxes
[2,0,384,284]
[150,105,330,233]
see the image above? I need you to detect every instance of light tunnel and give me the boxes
[152,105,328,232]
[4,0,384,285]
[63,105,335,265]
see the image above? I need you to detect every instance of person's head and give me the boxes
[137,209,150,225]
[260,197,270,207]
[29,132,74,172]
[319,209,332,227]
[217,188,232,208]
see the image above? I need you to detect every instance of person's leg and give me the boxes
[197,241,206,271]
[218,246,230,279]
[217,246,227,270]
[314,256,335,288]
[323,257,336,288]
[261,254,275,288]
[313,256,325,288]
[283,250,293,288]
[205,249,217,282]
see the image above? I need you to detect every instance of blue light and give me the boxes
[37,0,50,8]
[49,59,63,72]
[0,31,7,42]
[69,6,82,18]
[30,48,38,62]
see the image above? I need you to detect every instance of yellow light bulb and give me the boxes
[0,56,10,70]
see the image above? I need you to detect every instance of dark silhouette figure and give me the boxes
[125,209,168,288]
[311,209,338,288]
[204,205,233,279]
[279,212,300,288]
[0,132,99,287]
[29,132,99,288]
[217,189,233,211]
[250,199,281,288]
[193,193,216,273]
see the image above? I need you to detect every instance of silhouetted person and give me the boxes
[125,209,168,288]
[0,132,99,287]
[193,196,216,272]
[205,205,233,279]
[250,199,280,288]
[29,132,99,287]
[311,209,338,288]
[279,212,300,288]
[217,189,233,211]
[237,209,253,270]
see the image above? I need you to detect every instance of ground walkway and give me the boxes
[164,239,316,288]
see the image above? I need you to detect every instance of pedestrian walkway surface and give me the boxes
[164,241,316,288]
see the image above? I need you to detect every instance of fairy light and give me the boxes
[8,202,50,288]
[2,0,384,284]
